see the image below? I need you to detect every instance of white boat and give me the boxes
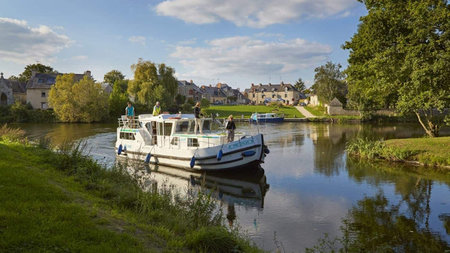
[115,114,269,171]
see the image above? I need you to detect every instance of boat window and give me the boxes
[163,122,173,136]
[260,114,266,118]
[188,138,199,147]
[120,132,135,140]
[175,121,189,133]
[171,137,179,145]
[188,121,195,133]
[145,122,152,133]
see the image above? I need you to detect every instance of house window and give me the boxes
[252,94,255,98]
[41,102,48,109]
[285,94,288,98]
[272,94,275,98]
[41,92,46,97]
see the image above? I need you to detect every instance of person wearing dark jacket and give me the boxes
[194,102,203,134]
[226,115,236,142]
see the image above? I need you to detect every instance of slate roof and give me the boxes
[200,86,227,97]
[26,73,85,89]
[178,80,203,93]
[329,97,343,106]
[9,80,27,93]
[247,83,297,93]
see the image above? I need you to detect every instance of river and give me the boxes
[16,122,450,252]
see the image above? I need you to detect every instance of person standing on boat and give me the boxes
[125,102,135,127]
[194,102,203,134]
[153,101,161,116]
[226,115,236,142]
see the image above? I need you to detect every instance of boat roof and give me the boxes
[138,114,199,121]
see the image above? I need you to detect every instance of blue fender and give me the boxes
[190,156,196,168]
[216,149,223,161]
[242,150,256,157]
[145,153,151,163]
[117,144,123,155]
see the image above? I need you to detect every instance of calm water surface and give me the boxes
[18,122,450,252]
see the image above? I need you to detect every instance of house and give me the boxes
[26,71,91,109]
[244,82,302,105]
[200,85,227,104]
[178,80,203,102]
[215,83,249,104]
[0,73,27,105]
[308,94,320,106]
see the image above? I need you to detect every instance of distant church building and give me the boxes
[0,72,16,105]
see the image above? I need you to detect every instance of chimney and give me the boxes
[281,81,284,85]
[0,72,3,79]
[31,70,37,78]
[251,83,254,87]
[259,83,262,86]
[84,70,91,77]
[209,84,212,87]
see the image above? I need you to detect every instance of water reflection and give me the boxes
[127,164,269,210]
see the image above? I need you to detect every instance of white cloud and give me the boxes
[0,17,72,64]
[72,55,88,60]
[128,36,146,46]
[155,0,357,28]
[170,36,331,80]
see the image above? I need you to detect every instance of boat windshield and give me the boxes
[175,119,212,134]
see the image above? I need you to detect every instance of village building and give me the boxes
[244,82,302,105]
[200,85,227,104]
[0,73,27,105]
[26,71,92,109]
[215,83,249,104]
[177,80,203,102]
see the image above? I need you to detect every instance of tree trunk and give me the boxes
[415,111,438,137]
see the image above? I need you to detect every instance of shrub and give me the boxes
[0,124,26,142]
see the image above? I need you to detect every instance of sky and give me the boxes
[0,0,366,89]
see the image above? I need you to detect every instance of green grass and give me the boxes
[0,132,262,252]
[304,105,327,117]
[204,105,304,118]
[346,137,450,167]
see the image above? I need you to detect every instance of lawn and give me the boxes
[385,137,450,167]
[204,105,304,118]
[0,137,262,252]
[304,105,327,117]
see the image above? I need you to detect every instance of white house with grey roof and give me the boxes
[244,82,302,105]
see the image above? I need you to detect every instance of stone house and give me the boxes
[0,73,27,105]
[26,71,91,109]
[216,83,249,104]
[200,85,227,104]
[178,80,203,102]
[244,82,302,105]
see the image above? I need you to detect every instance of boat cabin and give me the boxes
[118,114,228,149]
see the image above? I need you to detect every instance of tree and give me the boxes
[175,94,186,105]
[127,59,178,110]
[49,74,109,122]
[104,70,125,85]
[18,63,56,82]
[311,62,347,104]
[200,98,210,108]
[343,0,449,137]
[109,80,129,119]
[294,78,306,92]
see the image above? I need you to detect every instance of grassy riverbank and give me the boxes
[0,128,261,252]
[204,105,304,118]
[347,137,450,168]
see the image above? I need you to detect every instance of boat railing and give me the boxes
[118,115,140,128]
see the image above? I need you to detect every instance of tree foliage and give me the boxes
[344,0,450,137]
[109,80,129,119]
[49,74,109,123]
[18,63,56,82]
[103,70,125,85]
[294,78,306,92]
[127,59,178,110]
[200,98,210,108]
[311,62,347,104]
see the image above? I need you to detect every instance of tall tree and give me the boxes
[103,70,125,85]
[127,59,178,110]
[18,63,56,82]
[108,80,129,119]
[294,78,306,92]
[344,0,449,137]
[311,62,347,104]
[49,74,109,123]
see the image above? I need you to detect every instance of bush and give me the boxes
[0,124,26,142]
[200,98,210,108]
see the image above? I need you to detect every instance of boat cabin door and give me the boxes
[145,121,158,145]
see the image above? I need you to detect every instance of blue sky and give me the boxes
[0,0,366,89]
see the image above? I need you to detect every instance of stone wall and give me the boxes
[27,88,51,109]
[327,105,360,116]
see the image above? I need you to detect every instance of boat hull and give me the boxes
[116,134,266,171]
[249,117,284,123]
